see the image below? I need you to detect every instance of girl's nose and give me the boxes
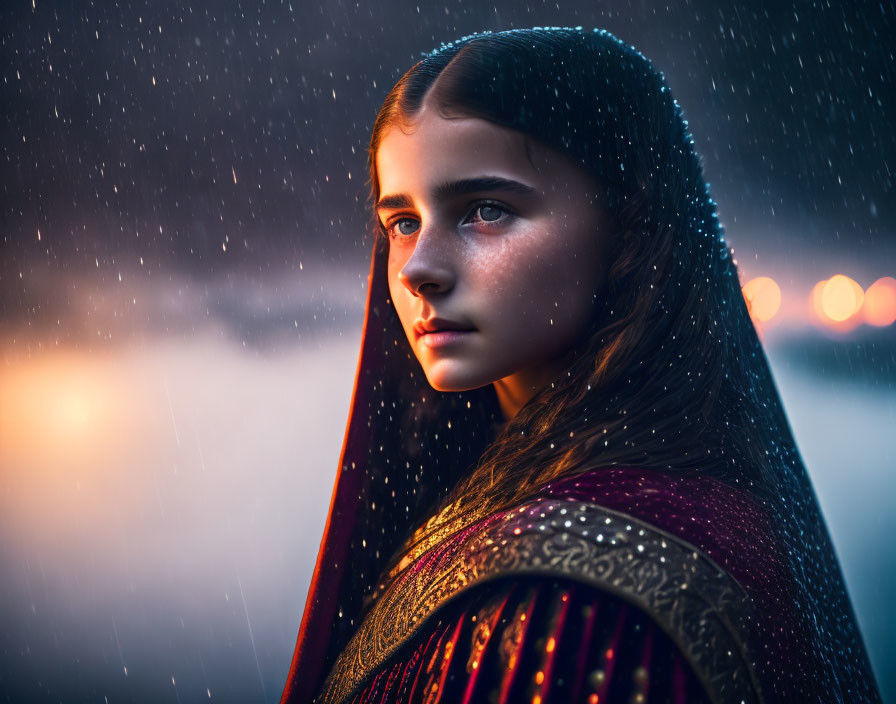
[396,228,457,296]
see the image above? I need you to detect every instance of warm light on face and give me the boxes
[862,277,896,327]
[376,101,610,415]
[742,276,781,323]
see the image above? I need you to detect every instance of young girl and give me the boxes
[281,28,880,703]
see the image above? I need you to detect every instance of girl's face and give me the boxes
[376,102,612,419]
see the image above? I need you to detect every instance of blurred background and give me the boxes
[1,1,893,702]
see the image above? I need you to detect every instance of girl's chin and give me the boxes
[423,366,497,393]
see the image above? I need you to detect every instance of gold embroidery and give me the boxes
[499,598,530,674]
[319,498,764,704]
[466,596,501,674]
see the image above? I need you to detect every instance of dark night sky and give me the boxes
[1,1,894,332]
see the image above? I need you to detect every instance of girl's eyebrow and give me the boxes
[375,176,538,213]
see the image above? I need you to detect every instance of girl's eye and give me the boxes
[385,202,512,239]
[470,203,507,224]
[388,218,419,238]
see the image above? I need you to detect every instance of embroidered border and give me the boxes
[318,498,765,704]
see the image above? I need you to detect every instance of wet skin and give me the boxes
[376,99,612,421]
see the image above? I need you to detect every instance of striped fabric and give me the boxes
[347,576,711,704]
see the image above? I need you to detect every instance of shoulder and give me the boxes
[538,466,788,597]
[320,492,765,704]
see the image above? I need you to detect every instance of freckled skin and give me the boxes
[377,100,612,421]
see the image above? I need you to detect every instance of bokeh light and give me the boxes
[821,275,864,322]
[742,276,782,323]
[862,277,896,327]
[0,351,120,471]
[810,275,867,331]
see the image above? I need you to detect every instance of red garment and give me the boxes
[348,576,711,704]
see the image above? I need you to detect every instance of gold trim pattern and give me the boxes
[318,497,765,704]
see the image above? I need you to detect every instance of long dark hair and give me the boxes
[367,28,789,562]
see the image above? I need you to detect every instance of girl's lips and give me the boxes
[419,329,475,349]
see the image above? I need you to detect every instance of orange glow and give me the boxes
[0,350,121,470]
[535,671,545,685]
[742,276,782,322]
[810,275,866,331]
[605,648,614,660]
[589,696,599,704]
[0,346,171,554]
[821,275,863,322]
[532,696,542,704]
[546,637,556,653]
[810,279,827,321]
[862,277,896,327]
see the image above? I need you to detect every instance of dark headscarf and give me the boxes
[281,28,879,702]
